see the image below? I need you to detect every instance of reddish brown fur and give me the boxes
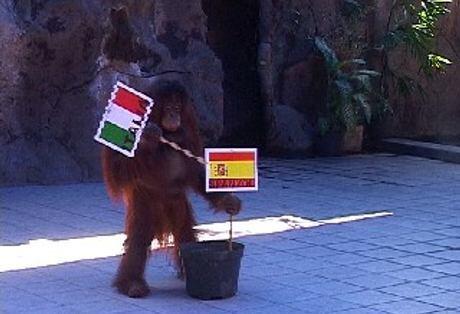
[101,80,241,298]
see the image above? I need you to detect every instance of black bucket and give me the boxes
[180,240,245,300]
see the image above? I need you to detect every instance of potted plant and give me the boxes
[314,37,381,155]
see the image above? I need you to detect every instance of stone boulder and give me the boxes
[267,105,314,154]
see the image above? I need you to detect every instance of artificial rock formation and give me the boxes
[0,0,223,185]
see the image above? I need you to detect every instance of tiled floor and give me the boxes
[1,154,459,313]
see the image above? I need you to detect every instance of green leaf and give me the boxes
[355,70,381,77]
[428,54,452,65]
[314,37,339,74]
[353,93,372,124]
[341,100,357,130]
[350,74,371,91]
[318,117,331,136]
[384,0,453,75]
[340,59,367,68]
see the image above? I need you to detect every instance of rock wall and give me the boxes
[376,1,460,140]
[0,0,223,186]
[1,0,104,185]
[259,0,371,154]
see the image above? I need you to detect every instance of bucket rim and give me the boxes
[180,240,245,250]
[179,240,245,259]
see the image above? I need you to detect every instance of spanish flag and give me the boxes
[94,82,154,157]
[206,149,258,192]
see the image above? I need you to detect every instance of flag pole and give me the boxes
[228,214,233,251]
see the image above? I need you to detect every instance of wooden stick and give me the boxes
[158,135,236,251]
[159,136,206,165]
[228,214,233,251]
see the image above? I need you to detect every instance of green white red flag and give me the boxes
[94,82,154,157]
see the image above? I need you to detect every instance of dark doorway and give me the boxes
[202,0,264,147]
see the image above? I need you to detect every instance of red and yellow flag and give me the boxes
[205,149,258,192]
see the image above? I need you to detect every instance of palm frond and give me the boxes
[314,37,340,75]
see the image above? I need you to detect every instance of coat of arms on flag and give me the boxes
[94,82,154,157]
[205,148,258,192]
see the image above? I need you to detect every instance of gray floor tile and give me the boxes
[427,250,460,262]
[235,304,304,313]
[421,276,460,291]
[424,262,460,275]
[288,296,361,313]
[371,299,443,314]
[342,273,406,289]
[416,292,460,309]
[301,280,364,296]
[359,248,412,259]
[362,236,416,247]
[389,267,446,281]
[201,293,275,312]
[252,286,318,304]
[400,232,448,242]
[240,263,296,277]
[428,238,460,249]
[433,228,460,237]
[336,308,388,314]
[379,282,447,298]
[392,254,448,267]
[353,260,408,273]
[396,243,446,254]
[291,246,341,258]
[308,265,368,280]
[327,241,379,253]
[335,290,402,306]
[327,253,376,266]
[282,256,336,272]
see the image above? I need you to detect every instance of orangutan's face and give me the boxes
[160,96,183,132]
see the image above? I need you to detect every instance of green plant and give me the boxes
[315,38,382,136]
[383,0,452,77]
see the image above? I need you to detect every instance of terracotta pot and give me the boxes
[315,125,363,155]
[342,125,364,153]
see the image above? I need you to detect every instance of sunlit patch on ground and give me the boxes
[196,212,393,241]
[0,212,392,272]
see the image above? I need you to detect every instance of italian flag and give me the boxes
[94,82,154,157]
